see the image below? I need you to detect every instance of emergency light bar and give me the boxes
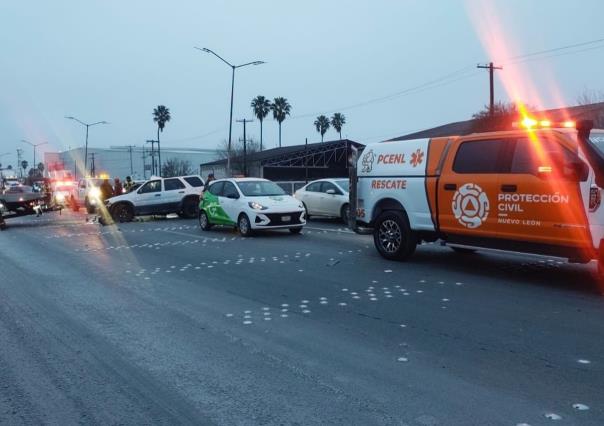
[512,118,576,129]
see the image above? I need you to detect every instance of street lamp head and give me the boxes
[65,116,75,120]
[252,61,265,66]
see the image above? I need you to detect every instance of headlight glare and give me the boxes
[248,201,267,210]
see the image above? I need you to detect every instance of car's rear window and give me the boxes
[184,176,204,187]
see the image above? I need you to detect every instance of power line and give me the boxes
[506,36,604,62]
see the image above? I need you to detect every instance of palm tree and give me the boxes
[152,105,171,177]
[330,112,346,140]
[270,97,291,148]
[314,115,330,142]
[251,95,271,151]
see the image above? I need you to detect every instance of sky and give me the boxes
[1,0,603,168]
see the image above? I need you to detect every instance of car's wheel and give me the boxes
[373,210,417,261]
[450,246,477,254]
[85,198,95,214]
[199,210,212,231]
[181,197,199,219]
[112,203,134,223]
[302,202,310,219]
[340,203,350,224]
[238,213,253,237]
[289,226,303,234]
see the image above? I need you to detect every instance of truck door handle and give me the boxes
[444,183,457,191]
[178,191,185,194]
[155,194,161,197]
[501,184,517,192]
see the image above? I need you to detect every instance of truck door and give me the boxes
[438,138,507,239]
[496,135,591,249]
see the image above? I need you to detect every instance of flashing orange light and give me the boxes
[538,166,553,173]
[512,118,577,130]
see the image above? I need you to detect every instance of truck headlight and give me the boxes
[89,187,101,199]
[248,201,268,210]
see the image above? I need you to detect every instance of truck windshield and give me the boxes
[589,132,604,156]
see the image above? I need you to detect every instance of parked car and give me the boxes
[294,178,350,223]
[105,175,205,222]
[199,178,306,236]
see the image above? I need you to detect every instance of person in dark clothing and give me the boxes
[113,177,123,196]
[124,176,134,192]
[100,179,113,203]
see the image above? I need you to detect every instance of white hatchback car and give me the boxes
[199,178,306,236]
[294,178,350,223]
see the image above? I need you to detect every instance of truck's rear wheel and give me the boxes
[373,210,417,261]
[85,198,95,214]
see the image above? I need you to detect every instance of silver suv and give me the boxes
[105,175,205,222]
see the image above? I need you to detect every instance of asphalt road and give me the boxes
[1,210,603,425]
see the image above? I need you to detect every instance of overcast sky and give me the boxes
[1,0,603,167]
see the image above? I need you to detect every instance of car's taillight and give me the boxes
[589,185,601,211]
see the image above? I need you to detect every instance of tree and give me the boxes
[216,137,260,176]
[270,97,291,148]
[470,101,530,133]
[153,105,171,177]
[314,115,330,142]
[161,158,193,177]
[37,162,44,174]
[330,112,346,140]
[576,88,604,106]
[251,95,271,151]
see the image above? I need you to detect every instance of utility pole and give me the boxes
[89,153,96,177]
[236,119,253,176]
[477,62,503,116]
[16,149,23,179]
[125,145,135,175]
[146,140,157,176]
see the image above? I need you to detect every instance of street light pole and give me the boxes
[65,116,108,176]
[20,140,48,173]
[194,47,265,176]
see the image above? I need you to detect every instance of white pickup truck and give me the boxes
[105,175,205,222]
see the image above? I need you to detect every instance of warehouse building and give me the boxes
[45,146,218,181]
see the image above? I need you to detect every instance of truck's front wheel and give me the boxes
[373,211,417,261]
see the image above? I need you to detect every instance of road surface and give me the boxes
[1,211,603,425]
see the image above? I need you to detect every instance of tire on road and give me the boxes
[302,202,310,220]
[340,203,350,224]
[199,210,212,231]
[180,196,199,219]
[238,213,253,237]
[112,203,134,223]
[289,226,303,234]
[373,210,417,261]
[85,198,95,214]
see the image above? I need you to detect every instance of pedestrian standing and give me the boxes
[114,177,123,196]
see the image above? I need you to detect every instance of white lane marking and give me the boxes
[544,413,562,420]
[397,357,408,362]
[577,359,591,364]
[572,403,589,411]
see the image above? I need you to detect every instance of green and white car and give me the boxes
[198,178,306,236]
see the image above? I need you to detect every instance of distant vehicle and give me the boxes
[75,178,106,214]
[106,175,205,222]
[0,185,49,216]
[294,178,350,223]
[51,180,77,208]
[199,178,306,236]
